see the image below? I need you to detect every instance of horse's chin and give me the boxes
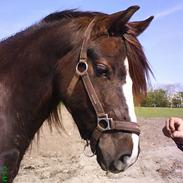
[96,158,124,174]
[98,161,108,171]
[95,148,131,174]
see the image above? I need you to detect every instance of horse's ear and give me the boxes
[127,16,154,36]
[102,6,140,32]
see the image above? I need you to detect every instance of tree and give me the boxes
[141,90,155,107]
[171,92,183,107]
[161,84,183,107]
[141,89,169,107]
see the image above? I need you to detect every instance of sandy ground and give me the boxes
[14,106,183,183]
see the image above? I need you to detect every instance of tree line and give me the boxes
[141,89,183,108]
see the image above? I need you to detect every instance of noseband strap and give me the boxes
[67,18,140,153]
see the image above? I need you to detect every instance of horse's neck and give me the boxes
[0,22,80,142]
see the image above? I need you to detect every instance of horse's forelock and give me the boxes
[123,33,153,101]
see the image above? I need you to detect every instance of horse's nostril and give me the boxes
[110,154,131,172]
[119,154,131,163]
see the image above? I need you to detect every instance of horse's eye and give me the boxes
[96,64,110,78]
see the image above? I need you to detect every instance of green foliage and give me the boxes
[141,89,169,107]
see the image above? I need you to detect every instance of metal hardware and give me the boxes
[97,114,112,131]
[76,61,88,76]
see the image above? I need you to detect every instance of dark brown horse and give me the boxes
[0,6,153,182]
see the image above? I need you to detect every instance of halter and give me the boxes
[67,18,140,153]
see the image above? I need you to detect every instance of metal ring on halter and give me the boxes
[97,114,112,131]
[76,60,88,76]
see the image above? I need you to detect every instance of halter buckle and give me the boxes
[97,114,112,131]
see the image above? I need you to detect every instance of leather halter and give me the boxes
[67,19,140,153]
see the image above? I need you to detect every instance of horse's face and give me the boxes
[87,36,139,172]
[68,36,138,173]
[62,6,153,173]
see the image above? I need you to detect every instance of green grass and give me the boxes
[135,107,183,118]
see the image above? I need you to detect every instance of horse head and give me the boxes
[55,6,153,173]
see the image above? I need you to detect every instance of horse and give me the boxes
[0,5,153,182]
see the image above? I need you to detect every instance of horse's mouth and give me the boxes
[96,154,130,174]
[97,159,125,174]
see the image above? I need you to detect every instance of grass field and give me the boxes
[135,107,183,118]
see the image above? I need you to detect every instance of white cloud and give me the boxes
[155,4,183,19]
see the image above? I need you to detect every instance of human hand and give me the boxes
[162,117,183,144]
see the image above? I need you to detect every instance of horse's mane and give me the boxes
[42,9,106,23]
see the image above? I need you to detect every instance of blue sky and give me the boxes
[0,0,183,86]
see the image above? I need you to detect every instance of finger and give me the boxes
[172,131,183,138]
[162,127,171,138]
[170,118,183,132]
[174,118,183,129]
[166,119,172,135]
[164,120,172,137]
[172,117,183,125]
[169,118,176,132]
[177,122,183,131]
